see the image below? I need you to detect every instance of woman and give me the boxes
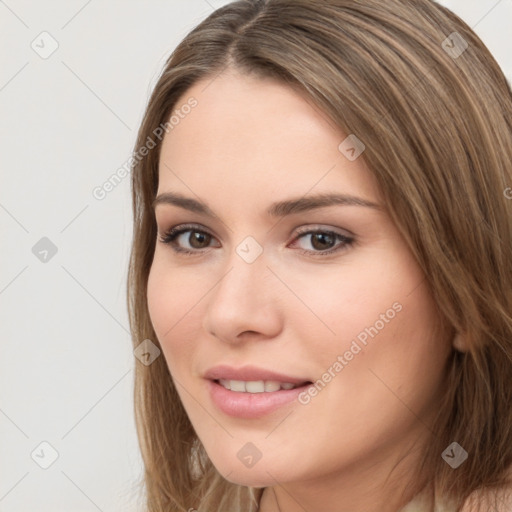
[126,1,512,510]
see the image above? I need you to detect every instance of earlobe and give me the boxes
[453,333,469,352]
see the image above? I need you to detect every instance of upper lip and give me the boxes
[204,365,311,384]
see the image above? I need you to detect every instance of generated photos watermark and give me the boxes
[298,301,403,405]
[92,96,198,201]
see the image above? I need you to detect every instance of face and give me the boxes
[147,69,452,496]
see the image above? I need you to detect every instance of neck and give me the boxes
[257,429,432,512]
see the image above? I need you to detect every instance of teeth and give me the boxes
[229,380,245,392]
[264,381,281,392]
[218,379,303,393]
[246,381,265,393]
[219,379,231,390]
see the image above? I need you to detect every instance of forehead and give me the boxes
[157,70,379,206]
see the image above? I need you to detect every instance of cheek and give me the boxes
[146,257,207,373]
[288,245,447,390]
[147,254,196,329]
[325,258,450,411]
[146,260,170,337]
[279,248,422,353]
[147,259,185,359]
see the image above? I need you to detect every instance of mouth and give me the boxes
[203,364,311,387]
[203,365,314,418]
[207,378,314,419]
[214,379,312,393]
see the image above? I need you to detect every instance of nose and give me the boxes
[201,249,283,345]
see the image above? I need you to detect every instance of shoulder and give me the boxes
[460,492,512,512]
[460,472,512,512]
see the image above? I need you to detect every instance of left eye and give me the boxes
[158,225,354,256]
[291,230,353,254]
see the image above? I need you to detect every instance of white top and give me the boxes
[398,493,455,512]
[398,485,512,512]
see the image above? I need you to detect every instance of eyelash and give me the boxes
[157,223,354,257]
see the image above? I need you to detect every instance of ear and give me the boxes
[453,332,469,353]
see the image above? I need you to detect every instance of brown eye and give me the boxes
[310,232,336,251]
[159,224,353,257]
[159,225,219,254]
[188,231,211,249]
[292,229,354,256]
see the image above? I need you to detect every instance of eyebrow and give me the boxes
[152,191,381,217]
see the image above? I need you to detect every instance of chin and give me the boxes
[223,472,274,488]
[210,461,278,487]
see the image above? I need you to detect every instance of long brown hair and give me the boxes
[126,1,512,510]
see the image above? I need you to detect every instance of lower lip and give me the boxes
[208,380,312,419]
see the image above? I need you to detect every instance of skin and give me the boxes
[147,68,454,512]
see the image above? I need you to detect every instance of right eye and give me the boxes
[158,224,220,255]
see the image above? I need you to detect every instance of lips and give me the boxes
[217,379,303,392]
[204,365,313,418]
[203,364,311,385]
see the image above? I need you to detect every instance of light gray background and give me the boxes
[0,1,510,511]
